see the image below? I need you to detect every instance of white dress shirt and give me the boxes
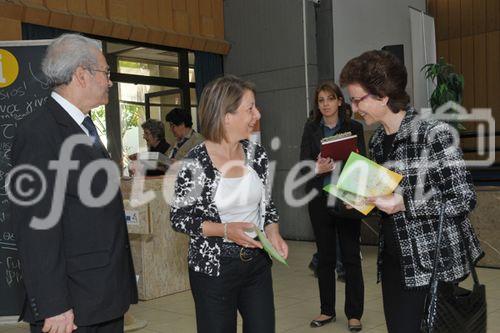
[51,91,90,136]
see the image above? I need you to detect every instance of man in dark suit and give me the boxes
[9,34,137,333]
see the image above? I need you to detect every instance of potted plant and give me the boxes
[422,57,466,130]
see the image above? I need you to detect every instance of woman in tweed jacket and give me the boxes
[339,50,483,333]
[171,75,288,333]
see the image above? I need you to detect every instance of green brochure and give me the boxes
[323,183,375,215]
[255,228,288,266]
[337,152,403,197]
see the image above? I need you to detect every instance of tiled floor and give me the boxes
[2,241,500,332]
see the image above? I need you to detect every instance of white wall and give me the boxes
[332,0,427,104]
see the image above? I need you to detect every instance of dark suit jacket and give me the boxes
[299,117,366,193]
[10,97,138,326]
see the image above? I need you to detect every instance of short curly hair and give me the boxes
[339,50,410,113]
[141,119,165,141]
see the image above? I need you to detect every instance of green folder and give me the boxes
[323,183,375,215]
[255,228,288,266]
[337,152,403,197]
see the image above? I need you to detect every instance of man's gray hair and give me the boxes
[41,34,102,88]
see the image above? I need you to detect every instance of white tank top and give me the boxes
[214,167,263,239]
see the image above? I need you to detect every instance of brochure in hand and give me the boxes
[323,183,375,215]
[320,131,359,161]
[255,228,288,266]
[322,152,403,215]
[337,152,403,197]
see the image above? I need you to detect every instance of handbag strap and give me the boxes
[429,202,481,288]
[425,201,481,333]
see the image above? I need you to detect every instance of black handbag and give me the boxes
[420,205,487,333]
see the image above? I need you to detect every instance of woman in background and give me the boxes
[171,75,288,333]
[339,50,483,333]
[299,81,365,331]
[165,107,204,160]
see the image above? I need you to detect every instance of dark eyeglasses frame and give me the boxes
[87,67,111,79]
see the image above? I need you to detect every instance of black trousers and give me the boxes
[381,218,427,333]
[308,194,364,319]
[189,251,275,333]
[30,316,124,333]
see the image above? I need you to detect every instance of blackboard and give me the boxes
[0,40,50,317]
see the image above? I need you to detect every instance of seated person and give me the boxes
[130,119,170,176]
[165,108,204,160]
[142,119,170,154]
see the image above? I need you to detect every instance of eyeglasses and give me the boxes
[350,93,376,107]
[87,68,111,79]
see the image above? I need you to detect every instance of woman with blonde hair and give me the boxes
[171,75,288,333]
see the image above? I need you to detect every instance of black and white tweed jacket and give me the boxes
[370,108,484,288]
[170,140,279,276]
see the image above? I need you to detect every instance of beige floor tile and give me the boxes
[364,323,389,333]
[2,241,500,333]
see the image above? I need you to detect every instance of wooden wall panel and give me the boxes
[200,16,214,38]
[127,0,144,26]
[158,0,173,31]
[143,0,161,29]
[473,34,488,107]
[486,0,500,31]
[0,0,229,54]
[0,17,21,40]
[449,0,461,38]
[436,40,450,61]
[431,0,499,124]
[172,0,186,11]
[0,0,24,20]
[473,0,487,34]
[199,0,211,14]
[461,0,474,36]
[21,0,43,5]
[45,0,68,11]
[186,0,200,35]
[461,36,474,109]
[173,10,189,34]
[21,0,50,26]
[448,38,462,72]
[107,0,128,22]
[67,0,87,15]
[211,0,224,39]
[486,31,500,118]
[86,0,107,19]
[436,0,449,40]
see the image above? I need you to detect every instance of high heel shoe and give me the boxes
[309,315,335,328]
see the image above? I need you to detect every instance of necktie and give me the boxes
[82,116,108,156]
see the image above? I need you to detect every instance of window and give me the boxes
[100,40,196,171]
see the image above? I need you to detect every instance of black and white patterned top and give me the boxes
[170,140,279,276]
[370,107,484,288]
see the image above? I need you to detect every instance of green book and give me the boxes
[255,228,288,266]
[337,152,403,197]
[323,183,375,215]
